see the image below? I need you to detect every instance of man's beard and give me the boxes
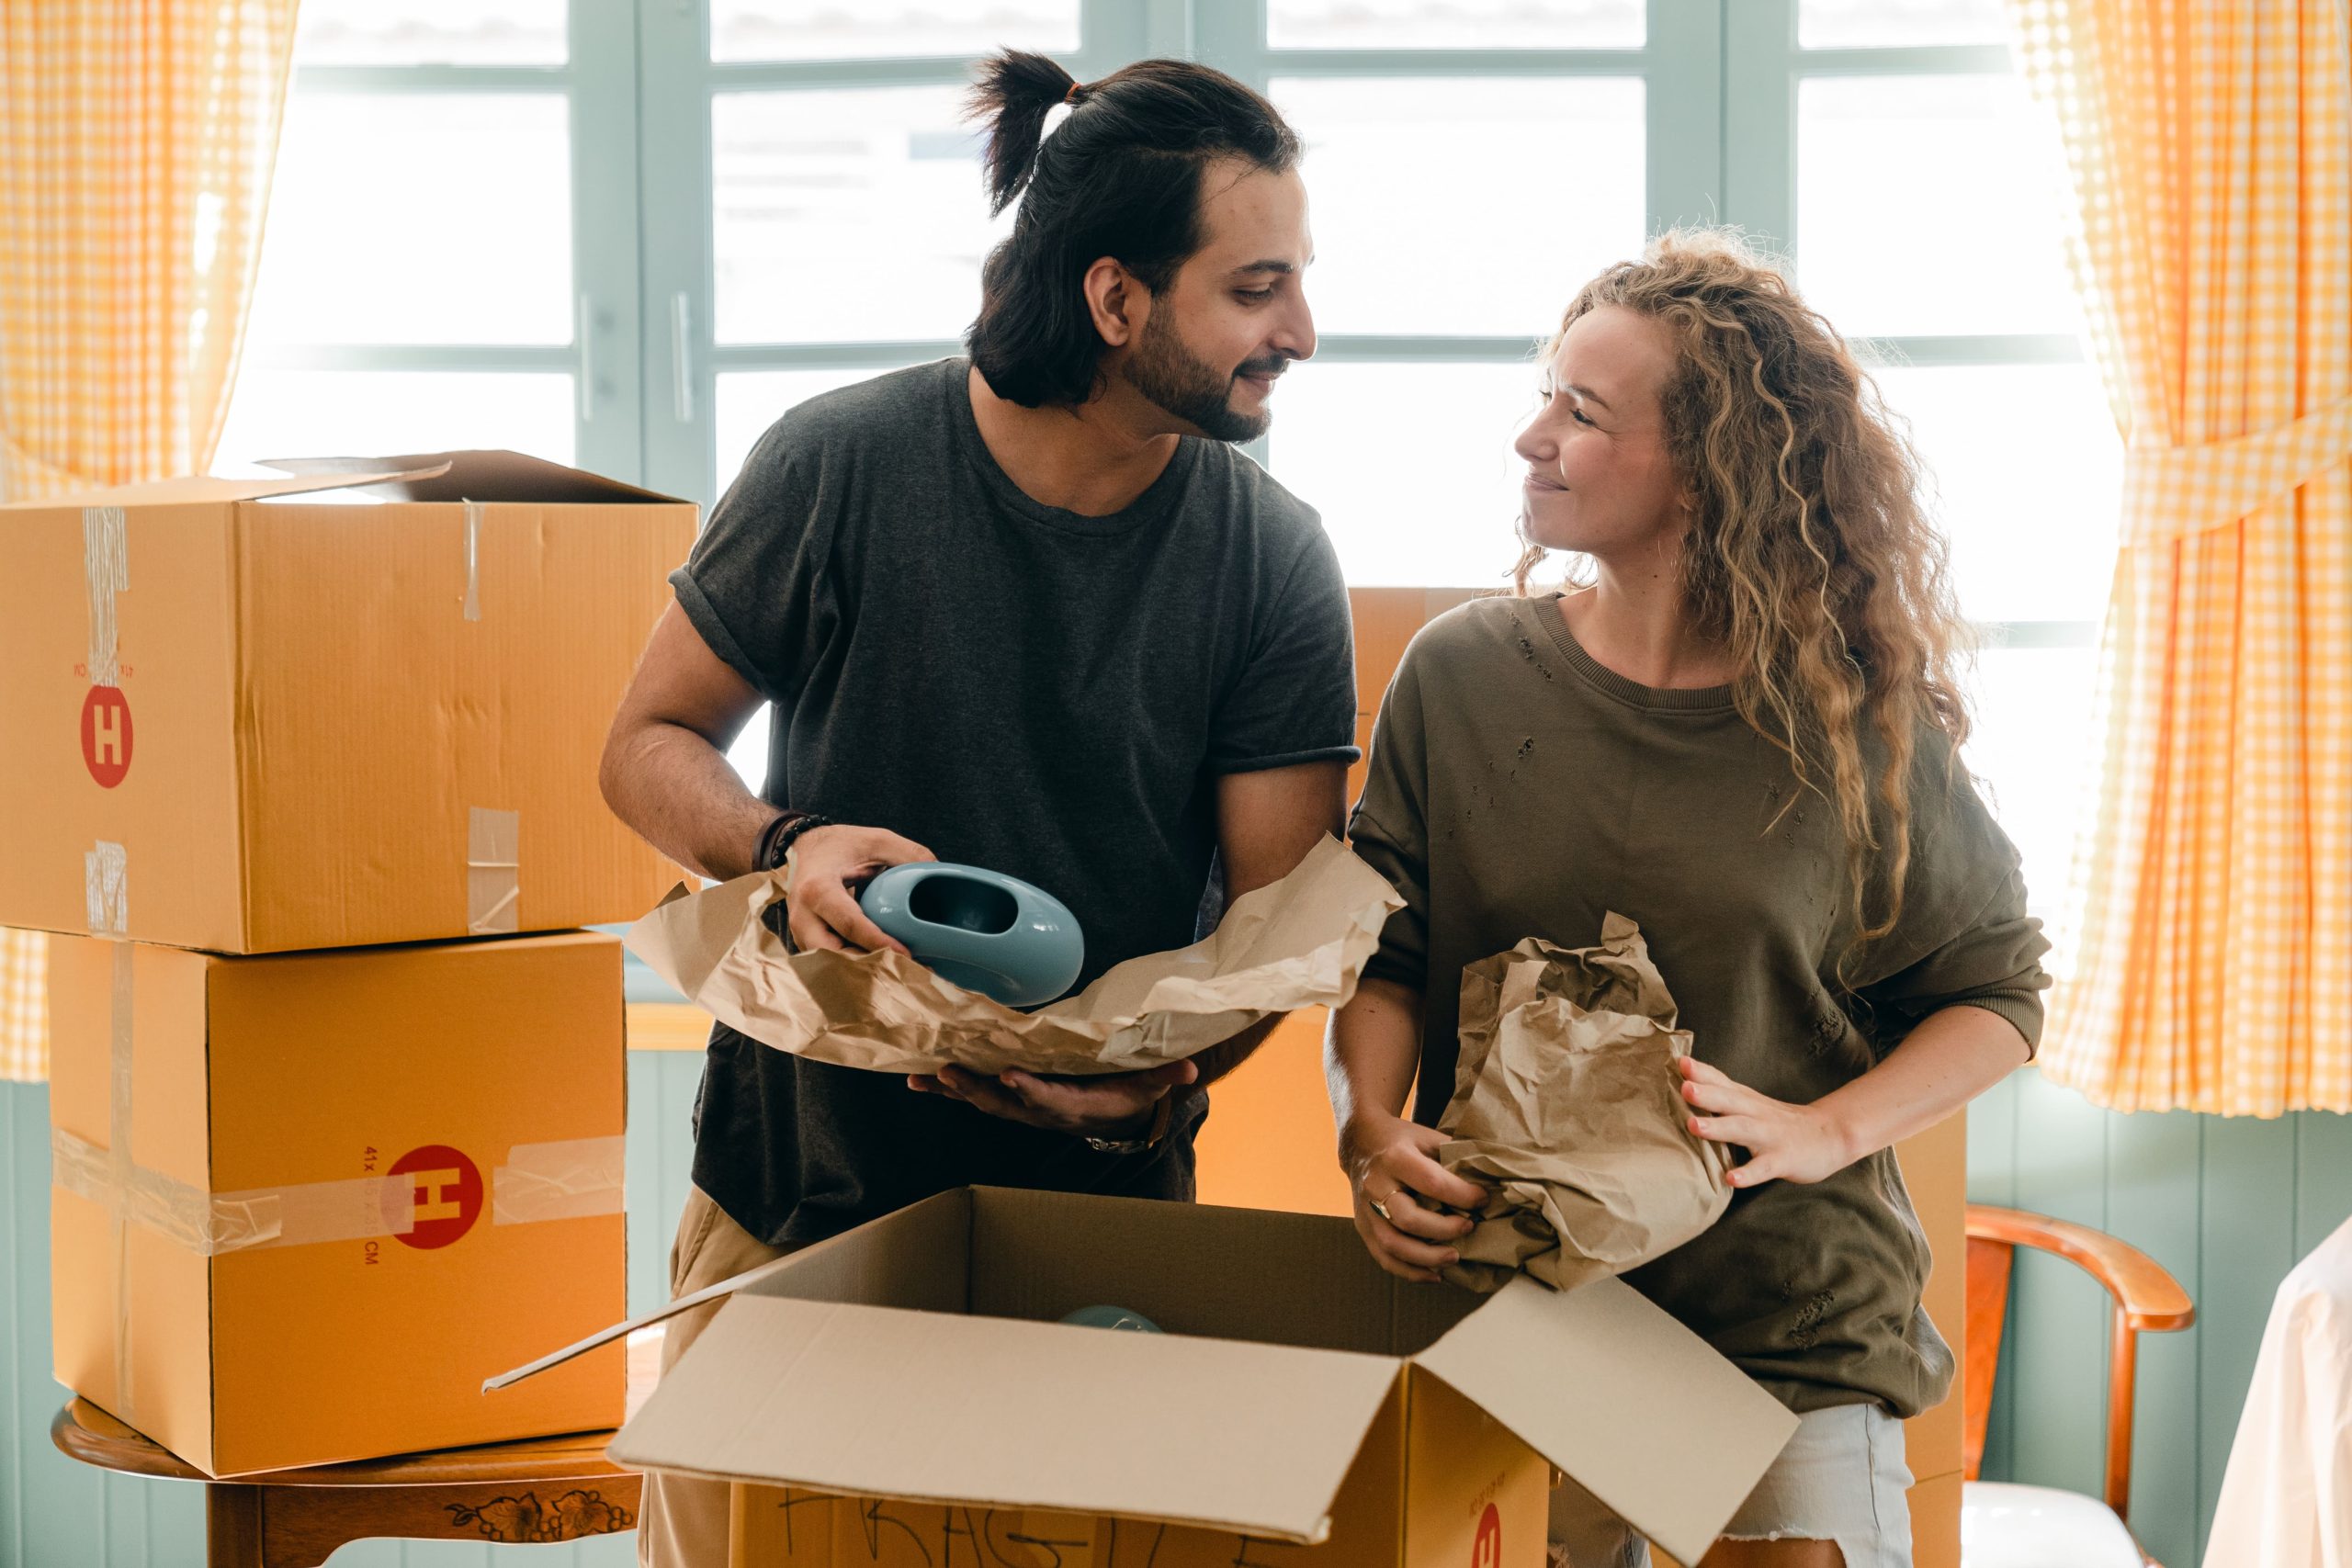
[1124,309,1281,443]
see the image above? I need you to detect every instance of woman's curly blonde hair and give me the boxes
[1518,228,1973,962]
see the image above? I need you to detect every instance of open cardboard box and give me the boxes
[0,449,693,953]
[506,1186,1796,1567]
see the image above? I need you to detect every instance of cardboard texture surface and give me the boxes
[627,833,1402,1075]
[566,1188,1793,1568]
[1437,919,1732,1293]
[728,1374,1418,1568]
[0,450,695,953]
[634,1297,1404,1540]
[47,929,628,1475]
[1898,1114,1968,1476]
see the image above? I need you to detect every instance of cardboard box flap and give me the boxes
[609,1295,1405,1544]
[0,462,453,510]
[257,449,684,505]
[1408,1276,1799,1568]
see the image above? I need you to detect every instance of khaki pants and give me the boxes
[637,1187,790,1568]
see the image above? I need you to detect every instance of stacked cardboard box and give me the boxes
[1,451,696,1474]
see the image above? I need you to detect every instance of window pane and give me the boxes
[294,0,567,65]
[717,367,922,495]
[1872,363,2120,624]
[714,88,1001,345]
[1963,644,2099,929]
[727,705,772,796]
[712,0,1079,62]
[1270,0,1644,50]
[1274,77,1645,336]
[215,370,575,468]
[1271,361,1535,586]
[248,94,571,346]
[1796,75,2076,338]
[1799,0,2010,49]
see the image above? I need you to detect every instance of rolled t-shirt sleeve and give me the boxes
[1855,752,2053,1055]
[668,417,834,705]
[1207,525,1361,774]
[1349,646,1432,992]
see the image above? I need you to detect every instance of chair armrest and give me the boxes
[1966,1203,2195,1332]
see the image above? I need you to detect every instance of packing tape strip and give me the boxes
[492,1135,626,1225]
[85,840,128,934]
[462,501,482,622]
[466,807,521,934]
[106,941,135,1423]
[52,1127,422,1255]
[84,505,128,688]
[51,1130,628,1255]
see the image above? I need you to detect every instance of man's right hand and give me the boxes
[1340,1111,1486,1283]
[782,824,935,955]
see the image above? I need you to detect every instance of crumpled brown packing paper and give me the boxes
[625,833,1404,1077]
[1436,914,1732,1294]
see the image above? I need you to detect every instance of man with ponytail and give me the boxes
[601,49,1347,1568]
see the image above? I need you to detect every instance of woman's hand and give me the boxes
[1339,1111,1487,1282]
[1678,1056,1856,1188]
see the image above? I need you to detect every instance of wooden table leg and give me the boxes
[206,1486,264,1568]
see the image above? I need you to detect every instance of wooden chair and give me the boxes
[1962,1203,2195,1568]
[51,1329,659,1567]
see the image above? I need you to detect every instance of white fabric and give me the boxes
[1962,1482,2141,1568]
[2203,1215,2352,1568]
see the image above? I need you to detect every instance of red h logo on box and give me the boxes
[1470,1503,1503,1568]
[389,1145,483,1249]
[81,685,133,788]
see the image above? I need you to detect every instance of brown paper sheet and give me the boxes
[624,833,1404,1076]
[1437,914,1732,1293]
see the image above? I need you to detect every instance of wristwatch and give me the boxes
[1084,1091,1176,1155]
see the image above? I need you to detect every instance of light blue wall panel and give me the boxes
[1965,1069,2352,1568]
[2103,1106,2202,1562]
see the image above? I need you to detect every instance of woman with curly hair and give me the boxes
[1327,230,2050,1568]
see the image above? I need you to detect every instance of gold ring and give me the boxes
[1369,1192,1394,1223]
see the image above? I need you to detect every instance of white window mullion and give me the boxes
[635,0,718,505]
[1721,0,1798,254]
[571,0,647,483]
[1647,0,1724,236]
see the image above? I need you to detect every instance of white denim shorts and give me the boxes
[1549,1402,1916,1568]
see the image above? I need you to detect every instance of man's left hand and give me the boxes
[908,1059,1198,1139]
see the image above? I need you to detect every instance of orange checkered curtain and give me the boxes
[0,0,301,1080]
[2010,0,2352,1113]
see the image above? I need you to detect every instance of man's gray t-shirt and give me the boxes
[672,357,1359,1247]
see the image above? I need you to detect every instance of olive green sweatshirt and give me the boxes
[1350,593,2050,1417]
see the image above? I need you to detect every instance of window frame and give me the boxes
[243,0,2098,659]
[625,0,2094,654]
[236,3,645,480]
[1729,0,2098,652]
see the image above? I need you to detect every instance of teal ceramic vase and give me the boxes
[1058,1305,1164,1334]
[857,862,1084,1008]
